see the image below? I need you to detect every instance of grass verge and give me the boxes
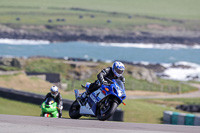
[0,97,69,118]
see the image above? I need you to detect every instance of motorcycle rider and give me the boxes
[80,61,125,101]
[44,86,63,118]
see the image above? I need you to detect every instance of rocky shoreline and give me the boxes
[0,24,200,45]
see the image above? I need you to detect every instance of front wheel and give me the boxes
[97,101,118,121]
[69,100,82,119]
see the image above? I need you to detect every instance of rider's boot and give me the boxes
[77,91,89,105]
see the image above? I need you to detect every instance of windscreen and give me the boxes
[45,97,55,105]
[115,79,125,90]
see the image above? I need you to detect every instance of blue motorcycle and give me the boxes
[69,78,126,121]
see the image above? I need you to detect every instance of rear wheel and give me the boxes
[69,100,82,119]
[97,100,118,121]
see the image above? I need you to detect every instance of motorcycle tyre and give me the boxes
[97,101,118,121]
[69,100,82,119]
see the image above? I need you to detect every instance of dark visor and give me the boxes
[52,91,58,94]
[114,66,124,74]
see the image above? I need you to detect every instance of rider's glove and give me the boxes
[57,105,63,110]
[103,81,109,86]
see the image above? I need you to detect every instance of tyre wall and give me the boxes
[163,111,200,126]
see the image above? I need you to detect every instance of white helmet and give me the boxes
[50,86,58,97]
[112,61,125,77]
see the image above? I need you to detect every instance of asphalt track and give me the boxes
[0,114,200,133]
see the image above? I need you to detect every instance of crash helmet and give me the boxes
[112,61,125,77]
[50,86,58,97]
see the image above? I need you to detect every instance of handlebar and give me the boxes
[105,77,114,84]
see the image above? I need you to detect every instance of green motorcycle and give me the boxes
[41,97,59,118]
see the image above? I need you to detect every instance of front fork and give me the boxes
[74,89,79,99]
[99,97,109,110]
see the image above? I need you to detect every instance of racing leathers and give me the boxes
[86,67,125,95]
[44,92,63,118]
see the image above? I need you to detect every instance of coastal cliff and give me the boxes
[0,24,200,45]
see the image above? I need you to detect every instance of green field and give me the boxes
[0,97,70,118]
[0,0,200,30]
[119,98,200,123]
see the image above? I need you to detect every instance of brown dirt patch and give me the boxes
[0,73,69,95]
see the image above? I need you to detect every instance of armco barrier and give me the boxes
[0,87,123,121]
[163,111,200,126]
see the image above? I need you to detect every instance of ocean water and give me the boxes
[0,39,200,64]
[0,39,200,81]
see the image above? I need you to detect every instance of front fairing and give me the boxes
[41,101,58,113]
[101,79,126,103]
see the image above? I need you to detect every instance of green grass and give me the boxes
[119,99,174,123]
[0,97,40,116]
[158,79,198,93]
[0,0,199,19]
[0,97,69,118]
[0,0,200,31]
[0,66,22,71]
[25,58,71,77]
[122,75,197,93]
[119,97,200,123]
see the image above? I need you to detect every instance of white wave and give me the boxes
[84,55,89,59]
[174,61,200,68]
[160,63,172,68]
[162,62,200,81]
[133,61,150,65]
[132,61,200,81]
[99,42,200,50]
[105,60,113,63]
[163,68,199,81]
[0,38,50,45]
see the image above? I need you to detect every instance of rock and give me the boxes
[0,57,26,68]
[0,57,13,66]
[67,66,94,80]
[133,63,166,73]
[171,64,191,69]
[127,66,159,84]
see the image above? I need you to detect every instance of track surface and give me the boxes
[0,114,200,133]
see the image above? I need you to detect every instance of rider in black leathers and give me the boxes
[81,61,125,99]
[44,86,63,118]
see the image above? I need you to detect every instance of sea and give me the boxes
[0,38,200,81]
